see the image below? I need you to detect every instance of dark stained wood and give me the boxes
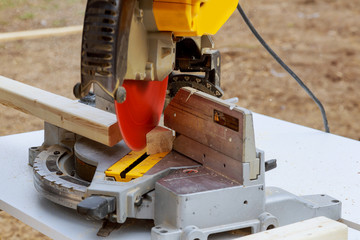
[173,134,243,184]
[164,87,244,162]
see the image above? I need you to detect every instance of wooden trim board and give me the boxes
[0,25,83,43]
[0,76,121,146]
[238,217,347,240]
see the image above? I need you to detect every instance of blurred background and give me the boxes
[0,0,359,238]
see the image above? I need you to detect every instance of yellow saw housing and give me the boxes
[153,0,239,36]
[77,0,238,99]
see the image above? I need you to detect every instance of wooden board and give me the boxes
[0,76,121,146]
[0,25,83,43]
[165,87,260,180]
[173,134,243,184]
[238,217,347,240]
[164,87,244,162]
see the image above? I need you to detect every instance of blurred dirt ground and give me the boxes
[0,0,359,239]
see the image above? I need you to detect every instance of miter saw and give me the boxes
[28,0,341,239]
[73,0,232,150]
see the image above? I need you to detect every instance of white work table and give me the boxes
[0,113,359,239]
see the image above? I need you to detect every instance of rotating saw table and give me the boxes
[0,113,359,239]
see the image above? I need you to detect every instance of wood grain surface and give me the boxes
[238,217,348,240]
[164,87,244,162]
[0,25,83,43]
[0,76,121,146]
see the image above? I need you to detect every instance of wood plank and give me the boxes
[164,87,260,180]
[237,217,347,240]
[173,134,243,184]
[0,76,121,146]
[146,126,174,155]
[164,87,244,162]
[0,25,83,43]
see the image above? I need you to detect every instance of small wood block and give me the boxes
[146,126,174,155]
[238,217,348,240]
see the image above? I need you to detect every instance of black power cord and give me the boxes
[237,2,330,133]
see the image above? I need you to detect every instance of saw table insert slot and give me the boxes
[105,150,170,182]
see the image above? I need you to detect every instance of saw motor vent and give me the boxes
[81,0,119,92]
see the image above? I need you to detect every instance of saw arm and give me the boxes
[74,0,238,150]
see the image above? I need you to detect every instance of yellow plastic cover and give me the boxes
[153,0,238,36]
[105,149,169,182]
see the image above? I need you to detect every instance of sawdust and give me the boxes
[0,0,359,238]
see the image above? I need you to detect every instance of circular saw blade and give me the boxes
[115,77,168,151]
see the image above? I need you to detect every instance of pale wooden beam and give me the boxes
[0,25,83,43]
[0,76,121,146]
[237,217,347,240]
